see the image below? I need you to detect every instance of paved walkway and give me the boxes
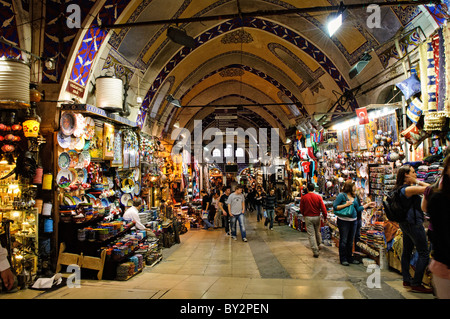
[0,211,435,300]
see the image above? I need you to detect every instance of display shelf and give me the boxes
[60,103,137,128]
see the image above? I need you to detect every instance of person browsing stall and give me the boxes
[333,180,360,266]
[394,165,431,294]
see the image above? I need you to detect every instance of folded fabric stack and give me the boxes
[424,162,442,184]
[416,165,429,181]
[116,262,135,280]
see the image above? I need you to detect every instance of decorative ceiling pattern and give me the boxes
[2,0,450,144]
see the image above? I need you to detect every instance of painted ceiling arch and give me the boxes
[135,15,362,134]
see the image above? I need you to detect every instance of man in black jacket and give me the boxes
[263,188,277,230]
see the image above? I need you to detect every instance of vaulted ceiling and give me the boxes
[1,0,448,145]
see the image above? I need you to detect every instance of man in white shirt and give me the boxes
[123,198,149,231]
[0,243,14,291]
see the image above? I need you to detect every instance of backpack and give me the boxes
[382,186,412,223]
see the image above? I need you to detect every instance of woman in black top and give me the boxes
[423,155,450,298]
[395,165,431,294]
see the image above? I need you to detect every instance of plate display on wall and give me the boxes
[83,117,95,140]
[73,113,86,137]
[58,152,70,169]
[57,169,74,188]
[57,131,72,149]
[76,168,87,184]
[133,181,140,196]
[79,150,91,168]
[121,177,135,194]
[120,193,132,206]
[67,150,78,168]
[60,111,76,136]
[74,136,85,151]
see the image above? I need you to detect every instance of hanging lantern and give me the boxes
[23,107,41,138]
[23,118,40,137]
[29,84,42,103]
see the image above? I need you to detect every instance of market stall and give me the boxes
[53,103,166,280]
[0,59,49,288]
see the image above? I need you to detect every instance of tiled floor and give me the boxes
[0,212,436,300]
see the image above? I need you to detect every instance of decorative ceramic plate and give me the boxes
[120,193,132,206]
[62,195,76,206]
[73,113,86,137]
[58,152,70,169]
[57,131,72,149]
[67,150,78,168]
[121,177,135,194]
[133,181,140,196]
[133,168,140,181]
[101,198,110,207]
[72,196,81,205]
[83,117,95,140]
[107,176,114,189]
[60,111,76,136]
[83,139,90,150]
[76,168,87,184]
[74,136,85,151]
[57,169,73,188]
[69,168,78,185]
[79,150,90,168]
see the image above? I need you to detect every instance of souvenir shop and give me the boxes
[0,62,193,287]
[53,101,193,281]
[284,25,450,281]
[0,59,49,288]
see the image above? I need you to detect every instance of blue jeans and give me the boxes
[354,218,362,251]
[337,218,357,264]
[231,213,246,239]
[399,222,430,286]
[203,218,214,229]
[256,204,263,221]
[264,209,274,229]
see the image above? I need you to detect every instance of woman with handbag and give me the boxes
[333,180,360,266]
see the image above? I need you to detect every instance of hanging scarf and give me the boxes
[444,23,450,116]
[419,41,429,115]
[422,32,447,131]
[437,28,446,115]
[426,36,437,114]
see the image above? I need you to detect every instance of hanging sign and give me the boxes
[356,107,369,125]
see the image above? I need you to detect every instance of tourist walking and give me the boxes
[394,165,432,294]
[263,188,277,230]
[226,185,247,242]
[212,191,221,228]
[300,183,328,257]
[219,186,232,235]
[255,186,265,222]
